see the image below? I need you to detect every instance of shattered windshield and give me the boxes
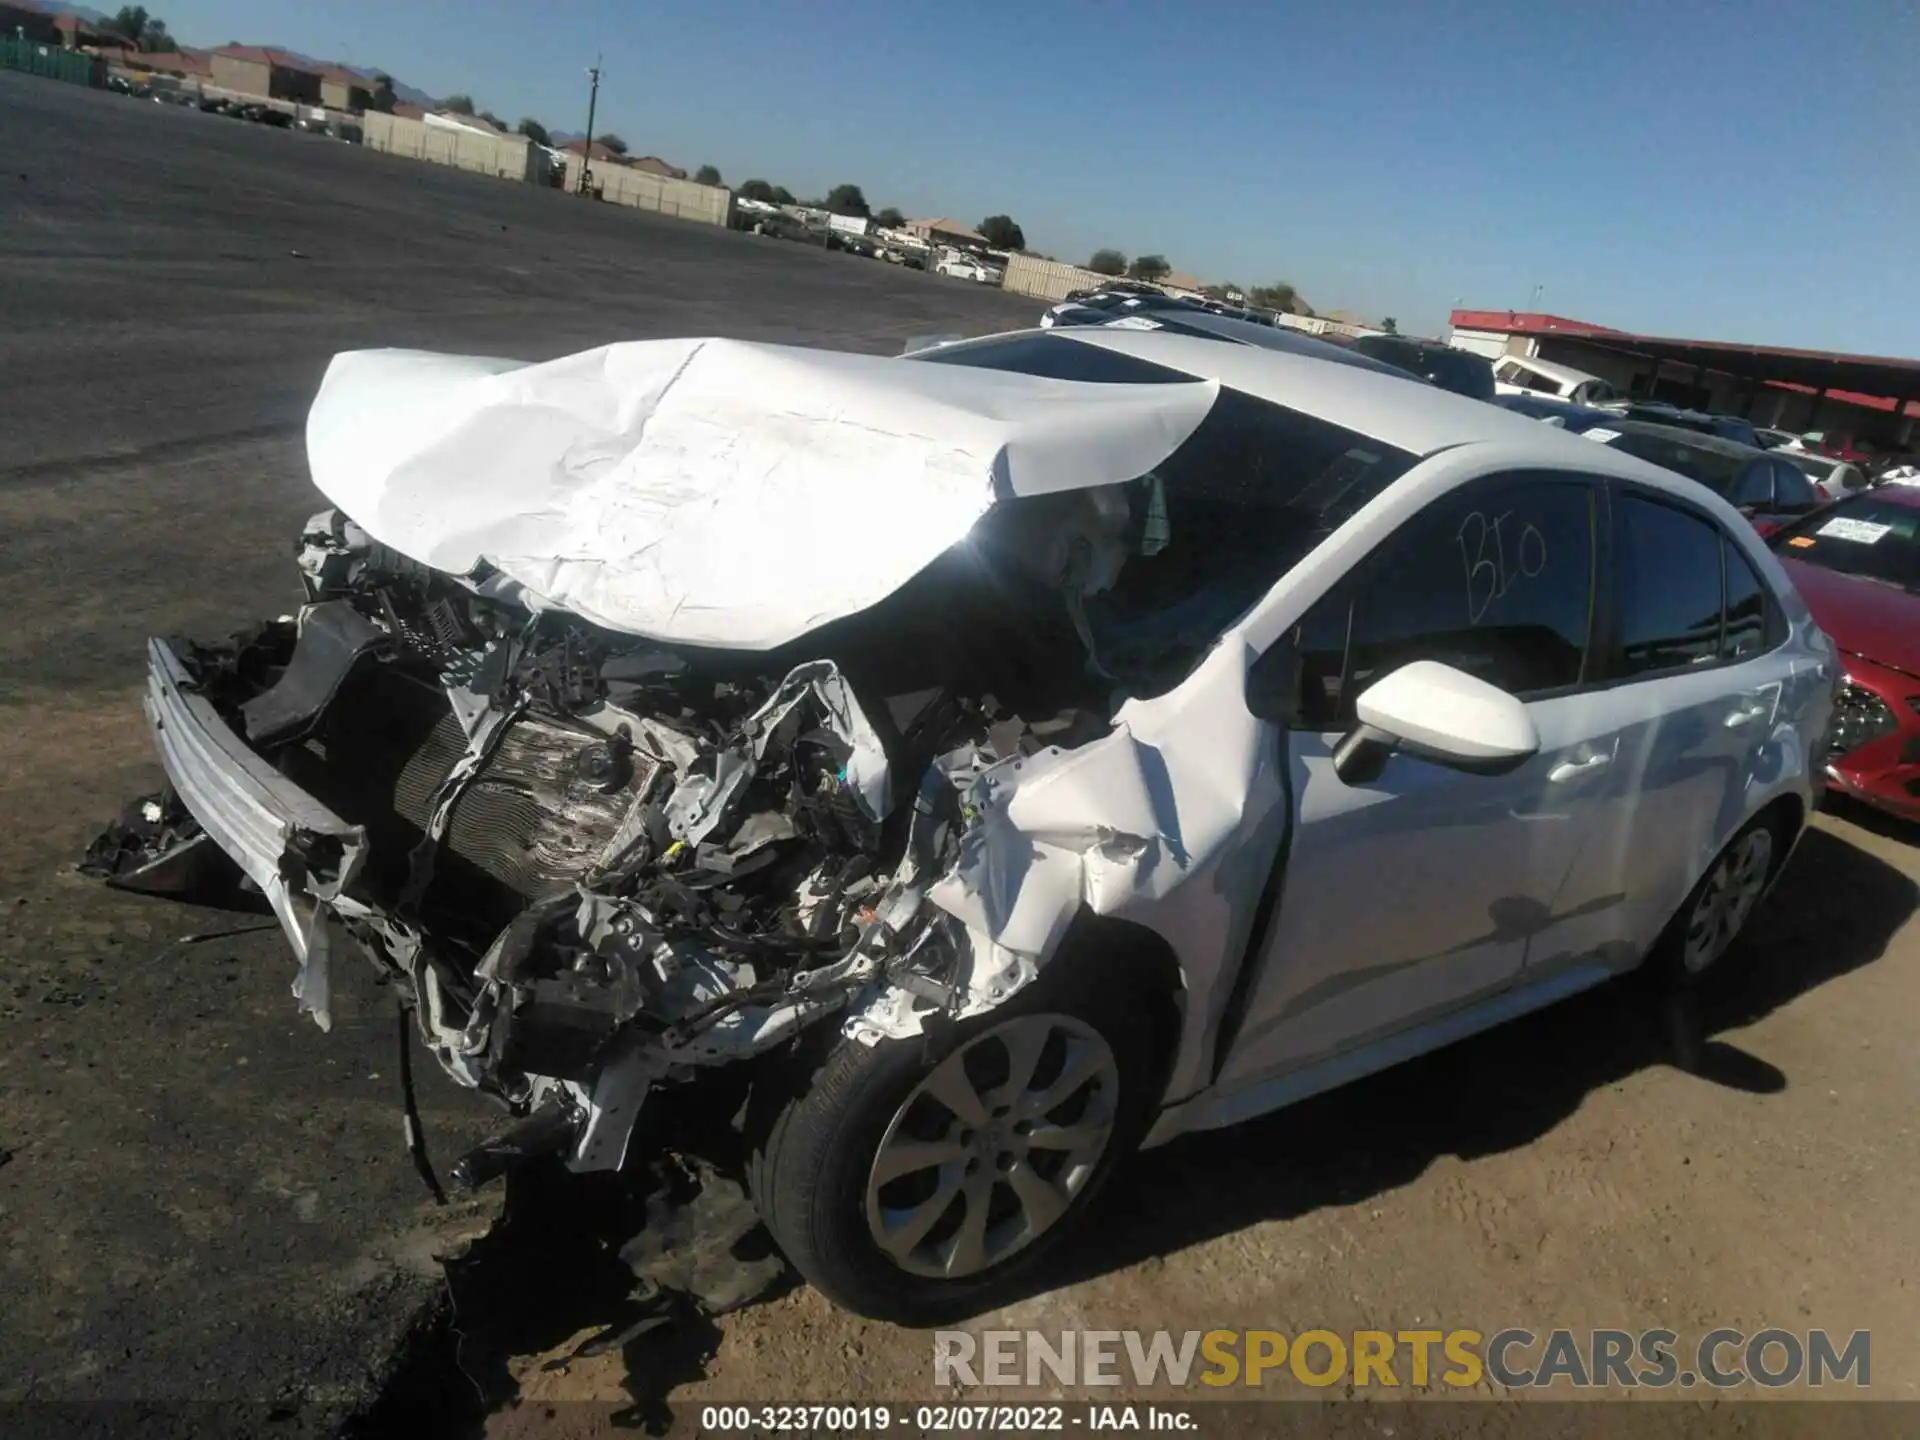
[961,382,1419,699]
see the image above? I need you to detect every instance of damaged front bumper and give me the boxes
[145,635,368,1029]
[112,568,1067,1185]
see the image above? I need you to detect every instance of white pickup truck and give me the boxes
[1491,354,1620,407]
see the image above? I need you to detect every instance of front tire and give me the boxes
[748,959,1169,1324]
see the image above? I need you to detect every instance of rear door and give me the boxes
[1596,489,1791,949]
[1216,470,1637,1089]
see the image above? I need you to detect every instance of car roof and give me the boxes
[1777,450,1840,472]
[1102,309,1414,375]
[1356,333,1447,351]
[913,327,1749,516]
[1049,327,1664,464]
[1493,393,1616,421]
[1608,419,1765,458]
[1631,402,1751,427]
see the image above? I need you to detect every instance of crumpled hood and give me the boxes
[305,338,1218,649]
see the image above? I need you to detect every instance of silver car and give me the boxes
[90,327,1834,1323]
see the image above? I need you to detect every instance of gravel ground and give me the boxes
[2,68,1915,1440]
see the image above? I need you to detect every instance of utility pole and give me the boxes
[578,56,601,198]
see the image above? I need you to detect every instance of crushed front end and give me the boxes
[92,509,1107,1182]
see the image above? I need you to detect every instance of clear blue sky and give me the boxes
[159,0,1918,352]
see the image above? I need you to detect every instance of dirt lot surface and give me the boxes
[2,70,1916,1440]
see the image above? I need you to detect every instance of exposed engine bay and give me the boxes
[91,505,1127,1178]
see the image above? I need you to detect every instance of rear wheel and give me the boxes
[1649,814,1782,986]
[748,957,1169,1324]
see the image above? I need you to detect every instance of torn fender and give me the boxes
[304,339,1218,650]
[913,640,1290,1092]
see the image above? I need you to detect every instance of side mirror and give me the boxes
[1331,661,1540,785]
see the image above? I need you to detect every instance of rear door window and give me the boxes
[1611,496,1727,676]
[1721,541,1772,660]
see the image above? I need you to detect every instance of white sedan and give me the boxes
[91,326,1834,1324]
[936,252,1002,284]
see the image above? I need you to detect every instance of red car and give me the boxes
[1770,488,1920,822]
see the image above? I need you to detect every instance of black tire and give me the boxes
[1645,810,1788,989]
[747,953,1171,1325]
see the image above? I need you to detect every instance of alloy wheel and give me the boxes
[864,1013,1119,1280]
[1681,827,1774,975]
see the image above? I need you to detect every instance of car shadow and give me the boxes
[1032,821,1915,1299]
[1821,787,1920,847]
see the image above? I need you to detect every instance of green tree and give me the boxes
[1128,254,1170,282]
[478,110,507,131]
[694,164,722,185]
[108,6,146,43]
[516,117,551,145]
[1380,316,1399,334]
[824,183,870,217]
[769,184,796,205]
[596,133,628,154]
[369,74,396,114]
[108,6,172,50]
[977,214,1025,250]
[1088,248,1127,276]
[873,206,905,229]
[738,178,776,202]
[443,93,476,115]
[1248,281,1300,314]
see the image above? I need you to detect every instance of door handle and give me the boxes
[1725,701,1769,728]
[1548,753,1611,783]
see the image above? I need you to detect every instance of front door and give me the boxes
[1215,471,1633,1093]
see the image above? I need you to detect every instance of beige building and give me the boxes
[907,217,988,249]
[209,45,321,105]
[318,68,374,112]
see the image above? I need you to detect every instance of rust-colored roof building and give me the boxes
[627,156,688,179]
